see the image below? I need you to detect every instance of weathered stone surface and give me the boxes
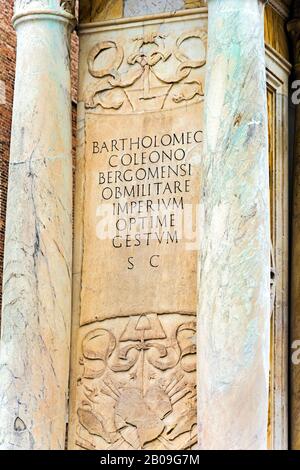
[0,3,73,450]
[68,9,207,450]
[197,0,270,450]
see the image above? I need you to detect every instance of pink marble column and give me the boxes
[0,0,75,449]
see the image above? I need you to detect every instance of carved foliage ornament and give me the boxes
[75,314,197,450]
[85,29,207,112]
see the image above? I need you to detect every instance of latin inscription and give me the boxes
[80,105,203,323]
[93,130,202,265]
[69,15,207,451]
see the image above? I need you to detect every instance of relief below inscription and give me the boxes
[75,314,196,450]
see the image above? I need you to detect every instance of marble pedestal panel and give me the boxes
[68,9,207,450]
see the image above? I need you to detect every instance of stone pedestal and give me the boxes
[68,6,208,450]
[197,0,270,450]
[0,0,75,450]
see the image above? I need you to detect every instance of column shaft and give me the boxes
[197,0,270,449]
[0,1,74,450]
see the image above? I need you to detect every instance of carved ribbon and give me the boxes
[84,29,207,110]
[85,41,144,109]
[80,319,197,377]
[155,29,207,84]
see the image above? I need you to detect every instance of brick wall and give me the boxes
[0,1,78,318]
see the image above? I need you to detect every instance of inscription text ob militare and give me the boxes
[93,129,202,262]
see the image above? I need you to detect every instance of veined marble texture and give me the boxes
[0,10,73,449]
[197,0,270,450]
[79,1,206,23]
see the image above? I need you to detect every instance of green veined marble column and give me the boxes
[197,0,270,450]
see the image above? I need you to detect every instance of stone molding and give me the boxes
[13,0,76,30]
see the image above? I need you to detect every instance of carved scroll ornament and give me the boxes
[85,29,207,112]
[75,314,197,450]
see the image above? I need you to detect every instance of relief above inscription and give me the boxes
[69,12,207,450]
[85,29,206,112]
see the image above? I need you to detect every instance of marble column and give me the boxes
[288,1,300,451]
[197,0,270,450]
[0,0,75,450]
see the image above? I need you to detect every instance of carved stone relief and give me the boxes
[69,12,207,450]
[75,314,196,450]
[85,29,206,113]
[80,0,123,23]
